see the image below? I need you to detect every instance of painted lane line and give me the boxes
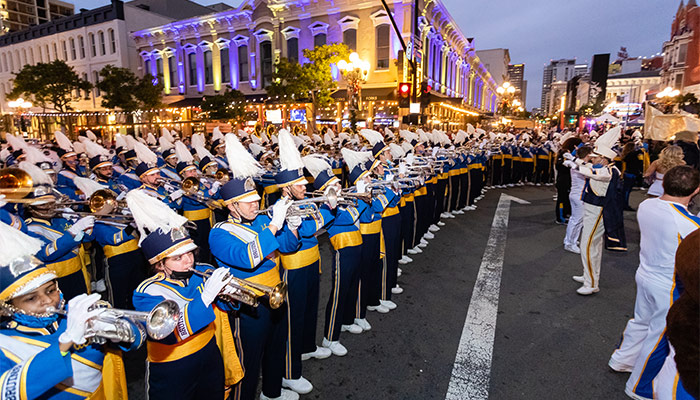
[445,193,529,400]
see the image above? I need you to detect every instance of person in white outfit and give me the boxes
[563,146,593,254]
[607,165,700,400]
[644,145,685,197]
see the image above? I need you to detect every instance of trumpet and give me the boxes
[181,176,222,209]
[47,299,179,344]
[256,201,321,219]
[189,269,287,309]
[60,189,134,228]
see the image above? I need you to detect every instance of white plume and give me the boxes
[454,130,467,145]
[124,135,138,150]
[18,161,52,185]
[73,176,106,197]
[54,131,73,152]
[72,141,85,154]
[302,155,333,178]
[251,134,262,145]
[161,127,175,143]
[595,126,621,149]
[23,146,51,165]
[159,135,174,151]
[359,129,384,146]
[312,134,322,144]
[133,141,158,166]
[278,129,305,172]
[389,143,405,159]
[467,124,476,135]
[0,220,44,267]
[126,189,189,244]
[83,140,109,159]
[86,130,97,141]
[174,141,193,164]
[114,134,128,150]
[341,148,372,171]
[323,132,333,145]
[191,133,205,150]
[225,133,262,179]
[249,143,265,158]
[401,142,413,153]
[194,144,215,162]
[212,127,224,142]
[5,134,27,151]
[259,127,269,143]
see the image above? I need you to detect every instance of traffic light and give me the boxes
[420,81,431,108]
[398,82,411,108]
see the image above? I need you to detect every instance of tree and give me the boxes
[9,60,92,113]
[97,65,164,112]
[200,87,247,122]
[267,43,350,133]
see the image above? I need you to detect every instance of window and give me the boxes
[21,49,26,64]
[109,29,116,54]
[238,45,248,81]
[144,59,151,76]
[168,55,177,88]
[674,73,683,89]
[69,38,76,60]
[188,52,197,86]
[52,43,57,60]
[82,73,88,98]
[45,45,50,61]
[260,41,273,88]
[314,33,326,48]
[678,43,688,65]
[89,33,96,57]
[37,46,42,62]
[220,48,230,83]
[343,29,356,51]
[204,49,213,85]
[60,41,67,60]
[376,24,390,69]
[98,31,105,55]
[78,36,85,58]
[29,48,33,64]
[1,54,5,72]
[287,37,298,63]
[93,71,100,97]
[156,58,163,83]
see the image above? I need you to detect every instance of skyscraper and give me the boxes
[0,0,74,34]
[540,58,588,112]
[507,63,526,105]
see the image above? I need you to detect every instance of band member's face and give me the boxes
[10,280,60,315]
[381,149,392,163]
[216,146,225,156]
[63,155,78,168]
[143,172,161,186]
[97,166,113,178]
[415,144,425,154]
[184,169,198,178]
[205,165,218,176]
[230,200,259,220]
[288,184,305,200]
[374,164,384,176]
[161,252,195,273]
[166,157,178,167]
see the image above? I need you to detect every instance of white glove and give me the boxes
[563,160,576,169]
[385,173,395,182]
[68,216,95,236]
[59,293,102,345]
[432,147,440,157]
[270,197,292,230]
[200,267,232,307]
[286,215,302,231]
[169,189,184,201]
[0,194,6,208]
[398,163,408,176]
[356,180,368,194]
[116,191,127,201]
[405,153,415,165]
[563,152,574,161]
[208,181,222,195]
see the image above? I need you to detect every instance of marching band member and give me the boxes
[129,189,243,400]
[210,127,229,169]
[133,141,183,210]
[0,220,142,400]
[275,130,334,395]
[54,131,84,201]
[209,133,300,400]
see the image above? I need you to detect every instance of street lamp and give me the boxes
[496,82,517,115]
[337,52,370,130]
[7,98,32,134]
[655,86,681,113]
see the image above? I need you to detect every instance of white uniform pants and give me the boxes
[564,194,584,247]
[654,346,694,400]
[579,203,604,289]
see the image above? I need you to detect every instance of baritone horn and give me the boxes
[0,167,36,201]
[189,269,287,309]
[48,299,179,343]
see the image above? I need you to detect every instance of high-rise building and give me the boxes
[0,0,74,34]
[661,0,700,96]
[476,48,510,86]
[507,63,526,105]
[540,58,588,112]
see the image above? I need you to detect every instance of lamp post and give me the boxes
[337,52,370,131]
[496,82,517,116]
[655,86,681,113]
[7,98,32,135]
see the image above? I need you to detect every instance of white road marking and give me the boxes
[445,193,530,400]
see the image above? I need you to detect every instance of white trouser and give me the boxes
[563,194,584,247]
[654,346,693,400]
[579,203,604,289]
[609,271,671,372]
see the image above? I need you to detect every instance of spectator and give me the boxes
[644,145,685,197]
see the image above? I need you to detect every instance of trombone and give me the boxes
[188,268,287,309]
[61,189,134,228]
[181,176,222,209]
[48,299,179,343]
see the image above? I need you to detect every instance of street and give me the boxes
[126,185,642,399]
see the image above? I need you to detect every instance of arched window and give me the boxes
[220,47,230,83]
[1,54,5,72]
[89,33,96,57]
[69,38,76,60]
[98,31,106,55]
[343,29,356,51]
[238,45,248,82]
[78,36,85,58]
[28,48,33,64]
[21,48,26,65]
[376,24,390,69]
[93,71,100,97]
[108,29,116,53]
[203,49,213,85]
[260,41,273,88]
[167,55,177,88]
[287,37,298,63]
[187,52,197,86]
[61,41,67,60]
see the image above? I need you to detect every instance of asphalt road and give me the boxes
[126,185,644,400]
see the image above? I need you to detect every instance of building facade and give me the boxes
[661,0,700,95]
[131,0,499,123]
[0,0,73,34]
[606,70,661,104]
[507,63,525,105]
[476,48,509,86]
[540,58,587,112]
[0,0,174,114]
